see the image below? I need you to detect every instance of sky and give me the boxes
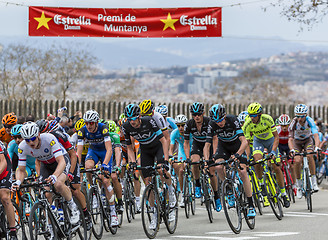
[1,0,328,45]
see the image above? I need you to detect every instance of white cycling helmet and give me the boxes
[83,110,100,122]
[156,105,168,116]
[277,114,291,125]
[21,121,39,139]
[237,111,248,123]
[175,114,188,124]
[294,104,308,114]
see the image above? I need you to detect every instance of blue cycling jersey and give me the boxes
[170,129,192,162]
[77,122,111,150]
[166,117,177,130]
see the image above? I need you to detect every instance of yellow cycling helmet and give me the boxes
[247,102,262,115]
[139,99,154,115]
[74,118,85,131]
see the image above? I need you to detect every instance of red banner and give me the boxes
[28,7,222,38]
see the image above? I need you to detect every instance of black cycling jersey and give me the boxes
[206,115,244,143]
[122,116,164,148]
[184,116,211,143]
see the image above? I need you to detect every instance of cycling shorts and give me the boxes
[190,141,212,159]
[278,143,290,156]
[140,144,165,178]
[0,170,12,189]
[213,140,247,165]
[71,161,81,185]
[253,136,280,163]
[40,154,71,181]
[86,148,113,172]
[293,138,314,152]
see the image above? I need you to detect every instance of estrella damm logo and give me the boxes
[50,140,55,146]
[78,131,83,137]
[18,148,23,154]
[102,128,108,135]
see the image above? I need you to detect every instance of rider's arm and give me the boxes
[127,143,136,163]
[245,140,251,160]
[68,149,78,172]
[162,129,170,149]
[159,136,169,161]
[183,140,190,159]
[35,160,41,176]
[76,129,85,163]
[15,165,26,183]
[272,131,279,153]
[53,154,67,178]
[115,146,121,167]
[204,142,211,160]
[103,139,113,165]
[237,135,248,156]
[313,133,320,148]
[169,144,175,157]
[0,153,7,179]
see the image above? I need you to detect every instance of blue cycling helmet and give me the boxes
[124,104,140,118]
[10,124,22,136]
[209,104,226,121]
[156,105,168,116]
[190,102,204,114]
[237,111,248,123]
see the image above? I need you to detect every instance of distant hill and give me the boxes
[1,36,328,69]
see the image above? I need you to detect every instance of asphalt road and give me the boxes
[100,183,328,240]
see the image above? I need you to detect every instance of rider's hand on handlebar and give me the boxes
[11,180,21,192]
[315,146,321,153]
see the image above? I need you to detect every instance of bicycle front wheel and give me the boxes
[221,179,242,234]
[183,174,190,218]
[250,174,263,215]
[141,184,160,239]
[265,175,283,220]
[202,177,213,223]
[88,187,104,239]
[305,168,312,212]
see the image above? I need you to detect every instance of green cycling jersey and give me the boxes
[242,114,277,141]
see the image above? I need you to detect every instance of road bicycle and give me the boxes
[121,164,137,223]
[316,151,327,185]
[247,165,263,215]
[280,154,295,203]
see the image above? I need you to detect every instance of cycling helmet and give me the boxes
[36,119,50,133]
[10,124,22,136]
[209,104,226,121]
[20,121,39,139]
[124,104,140,118]
[108,120,117,132]
[190,102,204,114]
[99,119,108,124]
[156,105,168,116]
[49,120,60,131]
[237,111,248,123]
[83,110,100,122]
[118,118,127,127]
[74,118,85,131]
[139,99,154,115]
[119,113,125,120]
[2,112,17,125]
[277,114,291,125]
[247,102,262,115]
[175,114,188,124]
[294,104,308,114]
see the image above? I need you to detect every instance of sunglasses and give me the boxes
[85,122,95,125]
[296,115,306,118]
[249,114,258,118]
[25,136,37,142]
[127,116,139,121]
[4,124,13,129]
[192,113,202,117]
[214,117,225,123]
[13,135,22,139]
[177,124,185,128]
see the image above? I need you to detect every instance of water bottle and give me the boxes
[57,208,64,225]
[101,194,107,205]
[57,107,67,113]
[51,205,58,218]
[25,203,30,214]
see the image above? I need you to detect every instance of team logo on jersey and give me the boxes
[18,148,23,154]
[102,128,108,134]
[50,140,55,146]
[78,131,83,136]
[44,148,49,153]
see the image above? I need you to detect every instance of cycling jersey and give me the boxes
[170,129,192,162]
[0,141,11,182]
[165,117,177,130]
[0,128,13,145]
[77,123,111,150]
[70,133,89,155]
[152,112,167,131]
[122,116,163,148]
[184,116,211,143]
[206,115,243,143]
[18,133,67,166]
[289,116,318,140]
[276,125,289,145]
[243,114,277,140]
[109,132,121,149]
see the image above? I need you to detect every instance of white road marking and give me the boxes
[253,232,299,237]
[172,236,258,240]
[265,213,313,217]
[287,211,328,216]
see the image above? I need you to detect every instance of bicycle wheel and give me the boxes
[250,174,262,215]
[221,179,242,234]
[202,177,213,223]
[12,202,28,240]
[164,187,178,234]
[304,168,312,212]
[124,179,133,223]
[265,175,283,220]
[241,190,255,230]
[284,166,295,204]
[190,177,196,215]
[66,198,88,240]
[141,184,160,239]
[316,162,325,185]
[29,201,59,240]
[183,174,190,218]
[88,187,104,239]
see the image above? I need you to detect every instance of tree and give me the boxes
[271,0,328,30]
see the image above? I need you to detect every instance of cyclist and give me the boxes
[288,104,320,197]
[7,124,36,177]
[169,114,192,208]
[76,110,119,227]
[108,121,124,213]
[13,122,80,230]
[243,102,290,208]
[139,99,170,145]
[70,118,89,168]
[205,104,255,217]
[155,105,178,131]
[122,104,176,230]
[184,102,214,199]
[0,113,17,145]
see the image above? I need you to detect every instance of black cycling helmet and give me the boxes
[190,102,204,114]
[124,104,140,118]
[209,104,226,121]
[36,119,50,133]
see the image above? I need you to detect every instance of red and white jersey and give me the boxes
[276,125,289,145]
[18,133,66,166]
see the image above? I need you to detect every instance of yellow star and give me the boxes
[160,13,179,31]
[34,11,52,30]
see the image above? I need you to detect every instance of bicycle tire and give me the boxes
[241,189,255,230]
[124,179,133,223]
[164,187,178,234]
[202,176,213,223]
[190,178,196,215]
[250,174,263,215]
[88,187,104,239]
[305,168,312,212]
[221,179,242,234]
[12,201,28,240]
[141,184,160,239]
[284,165,295,204]
[316,162,325,185]
[265,174,283,220]
[29,201,59,240]
[183,174,190,218]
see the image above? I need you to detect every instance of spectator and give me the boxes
[17,116,25,124]
[26,114,35,122]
